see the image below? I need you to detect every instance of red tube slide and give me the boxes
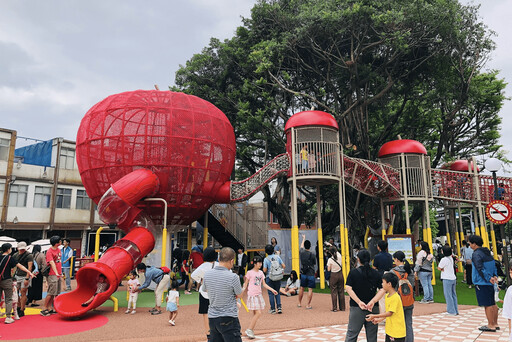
[54,169,159,318]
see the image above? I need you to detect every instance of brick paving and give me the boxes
[245,307,511,341]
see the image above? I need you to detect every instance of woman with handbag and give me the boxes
[27,245,46,306]
[0,243,35,324]
[414,241,435,303]
[326,246,345,312]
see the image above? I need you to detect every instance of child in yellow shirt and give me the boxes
[366,272,406,342]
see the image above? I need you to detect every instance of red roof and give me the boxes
[285,111,338,131]
[444,160,480,173]
[378,139,427,157]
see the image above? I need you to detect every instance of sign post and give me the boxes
[486,200,512,286]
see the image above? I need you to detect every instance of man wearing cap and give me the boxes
[13,241,33,318]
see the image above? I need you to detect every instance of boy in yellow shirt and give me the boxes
[366,272,406,342]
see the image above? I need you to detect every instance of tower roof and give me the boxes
[378,139,427,157]
[285,110,338,131]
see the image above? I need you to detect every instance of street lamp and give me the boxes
[485,157,510,285]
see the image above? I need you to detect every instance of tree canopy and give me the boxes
[173,0,507,239]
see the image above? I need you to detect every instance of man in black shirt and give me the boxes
[0,243,35,324]
[372,240,393,277]
[298,234,316,309]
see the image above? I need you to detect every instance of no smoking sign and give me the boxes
[486,200,512,225]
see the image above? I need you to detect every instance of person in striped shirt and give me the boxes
[203,247,243,342]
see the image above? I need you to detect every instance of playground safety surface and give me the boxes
[4,292,508,342]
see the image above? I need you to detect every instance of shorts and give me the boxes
[198,293,209,314]
[166,302,178,312]
[247,294,265,311]
[475,285,495,307]
[47,275,61,296]
[15,275,31,289]
[300,274,316,289]
[385,335,405,342]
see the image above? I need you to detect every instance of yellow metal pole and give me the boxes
[318,227,325,289]
[364,227,369,250]
[491,229,499,261]
[475,225,480,237]
[203,227,208,247]
[455,231,463,272]
[387,225,394,235]
[381,228,386,241]
[292,225,299,275]
[162,227,167,267]
[344,226,350,277]
[427,227,436,285]
[94,226,118,311]
[339,224,346,282]
[446,232,451,247]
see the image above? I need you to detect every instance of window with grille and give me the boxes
[76,189,91,210]
[56,188,72,209]
[60,147,75,169]
[34,186,52,208]
[8,184,28,207]
[0,138,10,161]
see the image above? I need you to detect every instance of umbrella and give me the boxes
[28,239,51,253]
[0,236,18,246]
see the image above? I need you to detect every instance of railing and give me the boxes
[292,141,340,177]
[230,154,290,203]
[210,203,267,249]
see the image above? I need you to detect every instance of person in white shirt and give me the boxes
[437,245,458,315]
[502,266,512,341]
[279,270,300,296]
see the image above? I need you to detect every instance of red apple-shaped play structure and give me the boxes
[54,90,236,317]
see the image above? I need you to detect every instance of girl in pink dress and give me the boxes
[242,255,278,339]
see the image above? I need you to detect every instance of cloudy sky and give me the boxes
[1,1,511,172]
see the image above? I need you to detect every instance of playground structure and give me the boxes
[55,89,512,317]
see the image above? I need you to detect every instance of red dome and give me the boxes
[76,90,236,225]
[284,110,338,131]
[443,160,480,173]
[378,139,427,157]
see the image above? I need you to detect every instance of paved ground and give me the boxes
[246,307,511,341]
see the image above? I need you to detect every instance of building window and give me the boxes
[76,189,90,210]
[33,186,52,208]
[0,138,10,161]
[56,188,72,209]
[60,147,75,169]
[8,184,28,207]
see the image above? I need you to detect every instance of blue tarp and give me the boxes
[15,140,53,167]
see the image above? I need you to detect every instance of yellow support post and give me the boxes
[344,226,350,277]
[475,226,480,236]
[94,227,118,312]
[455,231,463,272]
[387,225,394,235]
[423,228,427,243]
[339,224,346,282]
[491,230,499,261]
[381,228,386,241]
[364,227,370,250]
[203,227,208,247]
[480,226,488,249]
[161,227,167,267]
[405,226,411,235]
[427,227,436,285]
[318,227,325,289]
[446,232,451,247]
[292,225,300,275]
[187,227,192,251]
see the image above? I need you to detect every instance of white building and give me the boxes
[0,128,117,257]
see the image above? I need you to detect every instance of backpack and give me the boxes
[393,270,414,307]
[268,256,284,281]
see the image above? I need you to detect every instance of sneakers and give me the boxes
[131,310,136,314]
[245,329,256,339]
[169,320,175,326]
[268,309,276,314]
[40,310,51,317]
[151,310,162,315]
[419,299,429,304]
[13,315,20,320]
[277,307,282,314]
[184,291,191,295]
[125,309,131,314]
[286,292,291,297]
[149,308,158,313]
[428,300,435,304]
[4,317,14,324]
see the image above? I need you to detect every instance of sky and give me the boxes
[0,1,511,173]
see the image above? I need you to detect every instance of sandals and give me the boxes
[478,326,496,332]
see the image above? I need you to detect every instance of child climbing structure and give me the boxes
[56,90,511,318]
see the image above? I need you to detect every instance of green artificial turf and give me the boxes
[101,288,199,308]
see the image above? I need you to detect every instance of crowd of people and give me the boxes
[3,232,512,342]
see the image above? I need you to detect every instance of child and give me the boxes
[502,266,512,341]
[242,255,278,339]
[437,245,459,315]
[81,274,109,307]
[366,272,406,342]
[166,280,180,326]
[126,270,140,314]
[280,270,300,297]
[12,279,20,320]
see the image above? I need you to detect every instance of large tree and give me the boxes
[173,0,507,239]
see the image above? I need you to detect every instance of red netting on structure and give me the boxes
[432,169,512,204]
[76,90,236,225]
[342,156,401,198]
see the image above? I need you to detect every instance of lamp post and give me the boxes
[485,157,510,285]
